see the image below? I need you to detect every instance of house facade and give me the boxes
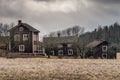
[86,40,116,59]
[43,35,78,56]
[9,20,40,53]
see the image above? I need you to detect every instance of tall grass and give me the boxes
[0,58,120,80]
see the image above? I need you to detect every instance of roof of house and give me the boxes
[43,36,78,45]
[9,21,40,32]
[86,40,108,48]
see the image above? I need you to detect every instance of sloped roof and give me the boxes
[86,40,108,48]
[43,36,78,45]
[9,23,40,32]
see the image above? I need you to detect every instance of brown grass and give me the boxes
[0,58,120,80]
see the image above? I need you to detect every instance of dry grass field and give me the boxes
[0,58,120,80]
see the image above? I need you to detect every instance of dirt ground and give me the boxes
[0,58,120,80]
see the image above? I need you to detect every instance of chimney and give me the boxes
[18,20,22,24]
[57,32,60,37]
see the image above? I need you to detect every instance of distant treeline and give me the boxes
[80,22,120,51]
[46,22,120,51]
[44,25,84,37]
[0,23,14,36]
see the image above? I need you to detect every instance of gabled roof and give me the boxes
[9,22,40,32]
[43,36,78,45]
[86,40,108,48]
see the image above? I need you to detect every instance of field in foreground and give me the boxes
[0,58,120,80]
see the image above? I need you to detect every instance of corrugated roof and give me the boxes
[9,23,40,32]
[43,36,78,45]
[86,40,108,48]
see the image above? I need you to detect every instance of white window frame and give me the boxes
[33,33,38,41]
[19,45,25,52]
[23,34,29,41]
[102,46,107,52]
[68,49,73,55]
[14,34,20,41]
[33,45,37,51]
[102,53,107,59]
[37,46,45,54]
[58,50,63,56]
[37,46,41,52]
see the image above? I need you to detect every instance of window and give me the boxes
[19,27,24,31]
[14,34,20,41]
[102,46,107,52]
[58,50,63,56]
[19,45,25,52]
[68,44,72,47]
[34,45,37,51]
[68,49,73,55]
[33,34,38,41]
[23,34,29,41]
[37,46,45,54]
[102,53,107,59]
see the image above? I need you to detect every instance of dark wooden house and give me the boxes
[9,20,40,53]
[86,40,116,59]
[43,36,78,56]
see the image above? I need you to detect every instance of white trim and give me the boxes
[68,49,73,55]
[23,34,29,41]
[58,50,63,56]
[9,41,11,51]
[19,45,25,52]
[102,46,107,52]
[34,45,37,51]
[102,53,107,59]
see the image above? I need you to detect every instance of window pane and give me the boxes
[23,34,29,41]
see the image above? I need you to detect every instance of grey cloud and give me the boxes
[0,0,120,37]
[91,0,120,4]
[33,0,54,2]
[0,0,27,18]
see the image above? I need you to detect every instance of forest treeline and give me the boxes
[46,22,120,51]
[79,22,120,51]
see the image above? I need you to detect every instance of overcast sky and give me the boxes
[0,0,120,38]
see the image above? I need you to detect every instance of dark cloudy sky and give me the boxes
[0,0,120,38]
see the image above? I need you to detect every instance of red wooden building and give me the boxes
[9,20,40,53]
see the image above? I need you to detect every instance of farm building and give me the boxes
[43,35,78,57]
[8,20,40,53]
[85,40,116,59]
